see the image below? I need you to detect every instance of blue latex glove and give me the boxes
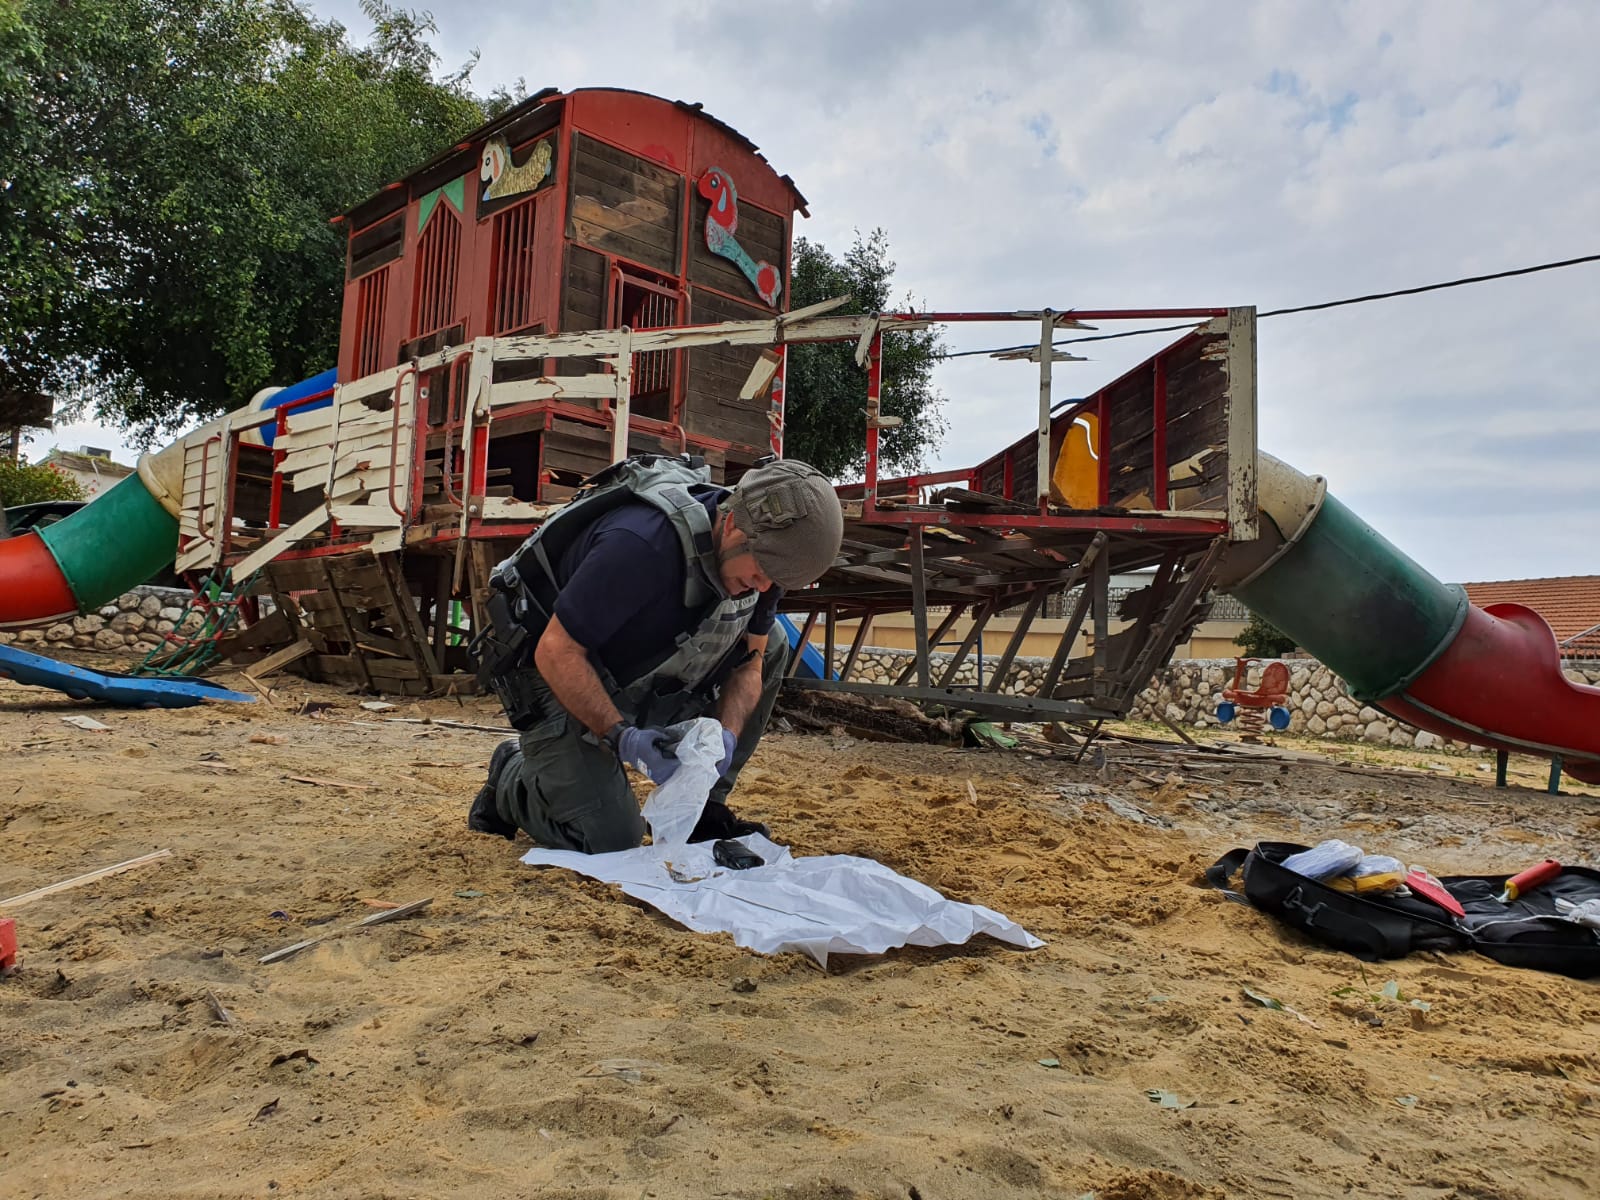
[717,728,738,776]
[615,725,680,784]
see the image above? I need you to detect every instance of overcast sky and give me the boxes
[39,0,1598,584]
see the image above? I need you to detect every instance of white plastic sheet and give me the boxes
[637,717,725,846]
[522,716,1043,966]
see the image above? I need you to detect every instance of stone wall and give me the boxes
[0,586,205,655]
[815,646,1600,751]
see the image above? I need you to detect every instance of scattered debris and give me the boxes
[359,700,398,712]
[204,989,234,1025]
[731,977,757,994]
[284,775,374,791]
[1241,986,1320,1027]
[1037,1057,1062,1069]
[454,890,485,899]
[2,849,174,909]
[251,1098,280,1124]
[382,717,515,734]
[259,897,433,964]
[269,1048,319,1068]
[248,734,287,745]
[966,721,1019,751]
[1145,1088,1196,1109]
[579,1059,653,1083]
[60,715,111,732]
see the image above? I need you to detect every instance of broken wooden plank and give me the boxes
[244,636,315,682]
[232,508,330,579]
[2,849,174,909]
[739,349,782,401]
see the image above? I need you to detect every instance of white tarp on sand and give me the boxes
[521,718,1043,967]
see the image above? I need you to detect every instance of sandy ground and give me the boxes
[3,662,1599,1200]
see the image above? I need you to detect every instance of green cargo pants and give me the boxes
[492,632,788,852]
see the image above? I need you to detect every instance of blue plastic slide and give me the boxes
[0,644,254,707]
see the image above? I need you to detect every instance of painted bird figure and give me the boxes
[698,168,781,307]
[481,135,552,202]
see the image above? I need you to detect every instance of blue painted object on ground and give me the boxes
[0,644,254,707]
[776,613,831,680]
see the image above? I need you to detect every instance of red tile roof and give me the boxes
[1462,576,1600,657]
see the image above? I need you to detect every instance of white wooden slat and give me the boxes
[278,403,337,433]
[336,364,404,404]
[333,445,408,479]
[479,497,562,521]
[328,504,404,528]
[278,403,395,444]
[276,444,334,476]
[489,374,618,407]
[175,540,216,573]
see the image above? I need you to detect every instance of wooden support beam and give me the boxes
[938,601,995,688]
[985,584,1051,694]
[824,604,838,683]
[894,603,967,687]
[840,612,875,683]
[787,609,821,677]
[908,527,931,689]
[1090,546,1111,702]
[1040,532,1107,697]
[320,558,376,692]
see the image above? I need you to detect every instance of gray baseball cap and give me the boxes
[727,459,844,590]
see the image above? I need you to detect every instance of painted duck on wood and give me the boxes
[481,135,553,201]
[698,168,782,307]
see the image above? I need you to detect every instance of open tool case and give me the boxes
[1206,842,1600,978]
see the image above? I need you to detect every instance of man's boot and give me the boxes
[468,739,520,839]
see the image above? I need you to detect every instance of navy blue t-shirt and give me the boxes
[552,490,781,680]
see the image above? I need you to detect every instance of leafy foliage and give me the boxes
[0,0,486,443]
[0,460,87,506]
[1235,612,1297,657]
[783,230,947,479]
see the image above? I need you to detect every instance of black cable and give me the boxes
[937,251,1600,361]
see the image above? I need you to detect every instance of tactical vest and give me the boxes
[472,455,757,728]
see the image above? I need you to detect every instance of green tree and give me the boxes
[1235,612,1296,658]
[0,0,486,442]
[0,460,86,507]
[783,230,947,478]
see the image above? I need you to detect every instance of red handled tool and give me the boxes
[1496,859,1561,904]
[1405,868,1465,919]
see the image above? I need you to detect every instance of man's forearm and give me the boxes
[715,635,769,737]
[534,616,624,737]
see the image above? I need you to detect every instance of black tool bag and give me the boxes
[1205,842,1600,978]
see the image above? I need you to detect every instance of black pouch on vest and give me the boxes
[1206,842,1600,977]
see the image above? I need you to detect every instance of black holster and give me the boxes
[468,565,554,731]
